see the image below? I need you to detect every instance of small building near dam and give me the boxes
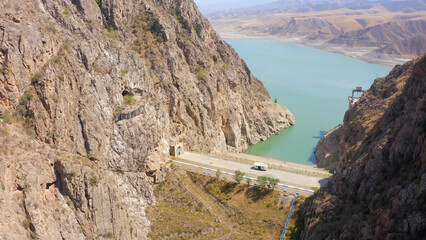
[169,144,183,157]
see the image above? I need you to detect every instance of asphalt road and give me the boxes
[175,152,329,194]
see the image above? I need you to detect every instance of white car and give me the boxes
[253,162,268,171]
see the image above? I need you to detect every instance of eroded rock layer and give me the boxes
[0,0,294,239]
[301,55,425,239]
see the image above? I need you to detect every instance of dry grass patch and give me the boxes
[147,170,301,239]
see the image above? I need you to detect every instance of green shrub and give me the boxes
[234,170,244,183]
[0,113,12,123]
[267,177,279,190]
[22,219,31,229]
[195,66,204,80]
[66,200,72,206]
[90,174,101,184]
[24,116,34,127]
[123,95,135,105]
[0,67,5,74]
[133,38,143,53]
[121,70,126,77]
[64,7,71,15]
[216,170,221,178]
[257,176,268,188]
[156,33,165,42]
[108,27,118,40]
[49,26,57,34]
[32,73,41,84]
[1,183,5,190]
[104,232,114,238]
[95,0,102,6]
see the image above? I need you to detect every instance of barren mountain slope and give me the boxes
[0,0,294,239]
[209,1,426,58]
[299,55,425,239]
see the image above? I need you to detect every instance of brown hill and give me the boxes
[209,2,426,58]
[331,19,426,49]
[378,35,426,56]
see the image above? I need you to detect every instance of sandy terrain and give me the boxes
[217,31,412,67]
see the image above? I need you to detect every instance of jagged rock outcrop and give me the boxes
[299,55,426,239]
[314,125,342,170]
[0,0,294,239]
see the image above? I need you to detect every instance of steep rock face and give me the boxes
[0,0,294,239]
[315,125,341,170]
[0,0,294,164]
[0,124,155,239]
[300,55,425,239]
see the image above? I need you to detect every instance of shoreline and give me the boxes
[217,31,412,68]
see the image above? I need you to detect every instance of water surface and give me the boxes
[225,39,391,165]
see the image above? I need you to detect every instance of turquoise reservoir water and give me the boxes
[225,39,391,165]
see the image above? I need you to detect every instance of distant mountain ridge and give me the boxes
[208,0,426,58]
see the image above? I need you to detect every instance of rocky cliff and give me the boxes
[299,55,425,239]
[315,125,341,170]
[0,0,294,239]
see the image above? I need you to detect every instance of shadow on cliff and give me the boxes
[308,130,327,164]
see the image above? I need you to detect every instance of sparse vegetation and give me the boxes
[22,219,31,230]
[90,174,101,184]
[123,94,135,105]
[0,66,5,74]
[24,116,34,128]
[215,169,221,178]
[257,176,268,189]
[49,26,57,34]
[234,170,244,183]
[267,177,279,190]
[0,125,10,136]
[104,232,114,238]
[1,182,5,190]
[64,7,71,15]
[195,66,205,80]
[95,0,101,6]
[133,38,143,53]
[114,107,124,116]
[147,170,296,239]
[121,70,127,77]
[32,73,41,84]
[79,224,86,233]
[0,113,12,123]
[107,27,118,40]
[66,200,72,206]
[169,7,190,31]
